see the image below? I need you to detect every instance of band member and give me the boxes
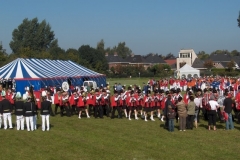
[111,92,122,119]
[61,91,70,117]
[0,90,13,130]
[121,88,128,118]
[144,91,154,121]
[41,93,52,131]
[69,90,79,115]
[77,91,90,119]
[136,90,144,118]
[23,96,36,131]
[101,89,110,117]
[15,92,24,130]
[152,90,160,120]
[54,88,61,115]
[127,91,137,120]
[86,90,94,116]
[95,90,103,118]
[6,88,15,106]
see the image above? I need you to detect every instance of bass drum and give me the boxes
[62,81,69,92]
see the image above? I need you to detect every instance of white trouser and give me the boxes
[26,116,34,131]
[33,115,37,130]
[3,113,12,129]
[42,115,50,131]
[0,114,2,128]
[16,115,25,130]
[183,86,187,91]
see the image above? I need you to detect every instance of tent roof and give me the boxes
[179,64,199,72]
[0,58,103,79]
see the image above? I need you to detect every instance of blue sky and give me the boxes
[1,0,240,56]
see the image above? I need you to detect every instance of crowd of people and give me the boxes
[0,76,239,132]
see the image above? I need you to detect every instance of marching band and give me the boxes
[0,76,240,132]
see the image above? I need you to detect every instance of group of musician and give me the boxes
[1,75,240,132]
[0,85,52,131]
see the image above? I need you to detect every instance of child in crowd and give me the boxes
[167,105,176,132]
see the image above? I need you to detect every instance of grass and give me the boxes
[0,78,240,160]
[0,111,240,160]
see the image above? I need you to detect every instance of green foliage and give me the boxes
[107,42,132,58]
[227,60,236,72]
[1,103,240,159]
[204,60,214,70]
[197,51,209,60]
[0,44,8,67]
[9,17,56,53]
[238,11,240,27]
[78,45,108,73]
[163,52,175,60]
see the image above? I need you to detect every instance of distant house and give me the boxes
[105,52,129,70]
[176,49,197,70]
[106,53,167,70]
[191,58,206,70]
[208,52,237,69]
[165,57,177,70]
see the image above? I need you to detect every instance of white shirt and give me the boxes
[209,100,219,111]
[194,97,202,108]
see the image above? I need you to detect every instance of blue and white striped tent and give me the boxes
[0,58,106,94]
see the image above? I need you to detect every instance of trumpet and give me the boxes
[154,96,159,102]
[147,97,152,102]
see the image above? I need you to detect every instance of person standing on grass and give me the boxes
[223,93,234,130]
[0,90,13,130]
[194,92,202,128]
[176,97,187,131]
[41,93,52,131]
[167,105,176,132]
[164,93,174,128]
[23,96,36,131]
[186,96,195,130]
[208,96,219,131]
[15,92,25,130]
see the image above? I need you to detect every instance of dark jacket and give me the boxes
[167,109,176,119]
[164,99,174,116]
[15,100,24,116]
[0,99,13,114]
[41,100,52,115]
[223,97,233,114]
[23,101,36,117]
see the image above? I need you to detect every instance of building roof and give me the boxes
[144,54,166,64]
[125,55,147,64]
[165,59,176,65]
[192,58,205,69]
[0,58,103,79]
[179,49,194,53]
[105,55,128,63]
[208,53,232,62]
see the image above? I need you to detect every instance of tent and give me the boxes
[175,64,200,79]
[0,58,106,94]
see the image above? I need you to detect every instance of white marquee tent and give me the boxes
[175,64,200,79]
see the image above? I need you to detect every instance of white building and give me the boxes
[176,49,197,70]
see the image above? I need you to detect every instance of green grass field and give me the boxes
[0,78,240,160]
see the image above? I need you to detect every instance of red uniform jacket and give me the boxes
[54,93,61,105]
[77,96,85,107]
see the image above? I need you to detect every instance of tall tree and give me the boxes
[204,60,214,71]
[0,44,8,66]
[197,51,209,60]
[227,60,235,72]
[164,53,175,60]
[78,45,108,72]
[238,11,240,27]
[10,17,56,53]
[114,42,132,58]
